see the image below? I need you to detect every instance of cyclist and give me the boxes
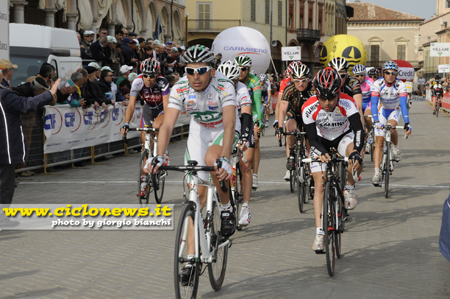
[120,58,169,197]
[235,55,264,190]
[371,61,412,186]
[277,63,313,180]
[405,77,413,109]
[328,57,364,126]
[147,45,238,282]
[259,73,272,127]
[352,64,374,152]
[302,67,364,251]
[217,60,254,226]
[432,74,444,115]
[273,68,292,131]
[368,68,380,81]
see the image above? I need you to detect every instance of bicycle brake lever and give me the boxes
[215,158,228,193]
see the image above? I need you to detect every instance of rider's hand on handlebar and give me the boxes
[318,153,331,163]
[120,123,129,137]
[143,155,163,174]
[404,122,412,137]
[276,127,284,140]
[348,151,363,171]
[373,121,384,130]
[214,157,232,181]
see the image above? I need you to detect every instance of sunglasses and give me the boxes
[384,71,397,76]
[106,74,114,77]
[340,73,347,78]
[355,74,365,78]
[239,67,249,72]
[143,74,157,79]
[292,78,309,83]
[185,66,212,76]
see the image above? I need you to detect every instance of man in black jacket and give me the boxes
[90,36,112,65]
[0,78,60,226]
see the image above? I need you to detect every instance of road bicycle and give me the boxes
[303,152,354,277]
[159,160,231,299]
[284,130,309,213]
[230,142,247,231]
[377,124,405,198]
[127,126,166,204]
[434,94,442,117]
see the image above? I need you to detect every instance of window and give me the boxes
[397,45,406,60]
[278,1,282,26]
[371,45,380,67]
[251,0,256,22]
[265,0,270,24]
[446,0,450,8]
[197,3,211,30]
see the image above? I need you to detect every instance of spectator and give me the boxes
[165,74,176,89]
[0,78,60,226]
[117,65,133,86]
[81,30,95,49]
[98,28,108,38]
[146,38,154,46]
[0,59,18,89]
[172,71,180,83]
[76,32,82,44]
[114,43,124,66]
[98,69,115,104]
[58,72,86,107]
[121,28,129,38]
[163,47,178,75]
[121,37,138,67]
[13,76,55,103]
[115,29,123,44]
[90,36,113,65]
[84,66,108,112]
[128,72,138,83]
[129,32,138,39]
[88,62,101,79]
[103,36,119,74]
[76,68,90,107]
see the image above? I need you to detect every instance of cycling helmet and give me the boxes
[288,61,303,73]
[406,78,412,82]
[328,57,349,72]
[382,61,399,72]
[250,70,257,76]
[291,64,311,80]
[182,44,216,65]
[140,58,160,74]
[352,64,366,75]
[312,67,342,99]
[217,60,241,81]
[259,74,268,82]
[235,55,252,67]
[284,69,291,77]
[435,74,441,80]
[368,68,379,77]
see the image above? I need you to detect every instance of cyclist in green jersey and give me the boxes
[235,55,264,189]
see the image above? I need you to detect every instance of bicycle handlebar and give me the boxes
[128,127,159,132]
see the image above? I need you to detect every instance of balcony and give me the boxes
[297,29,321,43]
[188,19,241,34]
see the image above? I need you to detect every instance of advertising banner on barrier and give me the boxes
[43,103,191,154]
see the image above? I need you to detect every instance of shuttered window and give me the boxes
[397,45,406,60]
[251,0,256,22]
[198,3,211,30]
[278,1,282,26]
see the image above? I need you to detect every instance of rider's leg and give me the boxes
[205,145,230,206]
[240,148,254,204]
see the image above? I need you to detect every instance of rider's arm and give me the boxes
[348,113,365,153]
[124,79,142,124]
[252,81,264,127]
[277,85,291,126]
[156,107,180,156]
[399,95,410,124]
[304,123,328,156]
[370,94,380,122]
[221,105,236,159]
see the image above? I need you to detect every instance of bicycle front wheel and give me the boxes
[174,203,199,299]
[208,201,228,291]
[297,163,304,213]
[323,181,336,277]
[290,169,295,193]
[234,163,243,231]
[138,150,150,204]
[152,171,165,204]
[384,143,390,198]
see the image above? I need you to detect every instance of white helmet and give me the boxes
[217,60,240,81]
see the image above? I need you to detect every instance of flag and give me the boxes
[154,15,162,40]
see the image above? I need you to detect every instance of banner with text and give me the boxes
[431,43,450,57]
[282,46,301,61]
[438,64,450,74]
[43,103,191,154]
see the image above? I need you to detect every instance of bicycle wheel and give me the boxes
[297,161,304,213]
[235,163,243,231]
[174,203,199,299]
[138,150,150,204]
[436,100,440,117]
[338,161,346,193]
[152,171,165,204]
[334,185,343,259]
[323,181,335,277]
[303,164,309,203]
[290,170,295,193]
[208,200,228,291]
[384,143,390,198]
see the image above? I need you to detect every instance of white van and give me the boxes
[9,24,82,87]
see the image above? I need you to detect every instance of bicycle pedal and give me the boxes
[315,250,325,255]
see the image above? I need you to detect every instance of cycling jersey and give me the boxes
[341,76,362,98]
[433,80,444,97]
[168,72,236,130]
[236,81,252,117]
[279,78,291,95]
[370,78,409,124]
[261,79,271,103]
[130,75,170,108]
[360,76,374,111]
[242,73,264,125]
[281,82,314,126]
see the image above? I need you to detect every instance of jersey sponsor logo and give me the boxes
[196,119,223,128]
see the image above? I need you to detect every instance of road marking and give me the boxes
[18,180,450,190]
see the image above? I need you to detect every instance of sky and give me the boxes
[348,0,437,21]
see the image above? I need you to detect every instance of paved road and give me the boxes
[1,100,449,299]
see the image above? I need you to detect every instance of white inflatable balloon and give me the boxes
[212,27,271,75]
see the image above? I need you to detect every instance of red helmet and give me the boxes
[312,67,342,99]
[288,61,303,74]
[140,58,160,74]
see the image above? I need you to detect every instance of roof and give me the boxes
[348,2,425,22]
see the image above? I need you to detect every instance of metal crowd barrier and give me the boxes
[16,108,190,174]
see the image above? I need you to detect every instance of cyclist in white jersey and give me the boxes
[302,67,364,251]
[218,60,254,226]
[370,61,412,186]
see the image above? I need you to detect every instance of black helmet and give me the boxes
[313,67,342,99]
[435,74,441,80]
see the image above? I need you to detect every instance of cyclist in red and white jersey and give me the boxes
[302,67,364,251]
[121,58,170,196]
[273,63,296,130]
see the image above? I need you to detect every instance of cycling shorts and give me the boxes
[261,91,268,103]
[185,119,239,182]
[362,101,372,113]
[286,109,302,127]
[310,131,354,174]
[374,106,401,138]
[140,103,163,128]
